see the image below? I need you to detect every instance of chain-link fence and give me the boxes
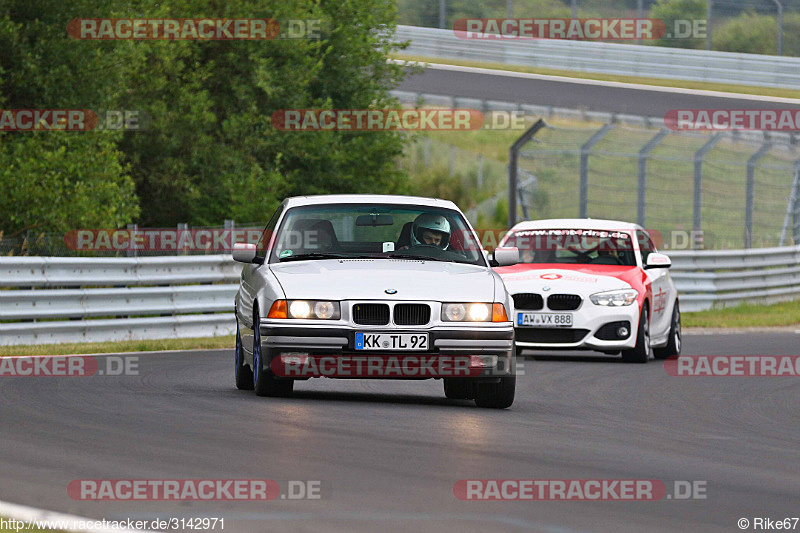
[513,121,800,249]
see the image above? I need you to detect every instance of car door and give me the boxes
[636,230,671,338]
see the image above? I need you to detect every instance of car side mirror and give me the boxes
[232,242,257,263]
[492,247,519,267]
[644,252,671,269]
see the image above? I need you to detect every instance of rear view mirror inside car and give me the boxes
[356,213,394,226]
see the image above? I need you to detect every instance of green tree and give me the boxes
[650,0,706,49]
[0,0,141,234]
[1,0,412,233]
[713,12,800,57]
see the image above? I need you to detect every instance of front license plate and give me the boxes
[517,312,573,327]
[355,333,429,350]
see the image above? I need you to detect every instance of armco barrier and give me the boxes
[0,255,241,346]
[669,244,800,311]
[0,246,799,345]
[394,25,800,90]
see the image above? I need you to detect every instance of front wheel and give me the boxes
[474,376,515,409]
[234,319,254,390]
[622,306,650,364]
[653,303,681,359]
[252,306,294,397]
[444,378,474,400]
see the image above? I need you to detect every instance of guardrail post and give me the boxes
[508,119,546,228]
[580,124,613,218]
[745,142,772,248]
[693,133,723,246]
[638,128,669,227]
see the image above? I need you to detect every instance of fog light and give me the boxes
[617,326,629,338]
[469,355,498,368]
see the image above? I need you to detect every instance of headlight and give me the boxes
[589,289,638,306]
[442,303,508,322]
[276,300,340,319]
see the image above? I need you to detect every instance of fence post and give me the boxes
[780,161,800,246]
[126,224,138,258]
[580,124,613,218]
[178,222,189,255]
[508,119,546,228]
[638,128,669,227]
[745,142,772,248]
[693,133,723,246]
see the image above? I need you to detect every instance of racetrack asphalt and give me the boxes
[1,332,798,532]
[397,65,800,117]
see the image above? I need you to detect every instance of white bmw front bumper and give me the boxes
[513,304,641,351]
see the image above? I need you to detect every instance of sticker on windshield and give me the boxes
[280,250,293,258]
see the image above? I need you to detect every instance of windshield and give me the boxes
[501,228,637,266]
[269,203,485,266]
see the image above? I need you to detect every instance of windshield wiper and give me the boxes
[278,252,352,262]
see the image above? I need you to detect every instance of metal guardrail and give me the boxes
[395,25,800,90]
[0,255,240,346]
[1,247,799,345]
[669,244,800,311]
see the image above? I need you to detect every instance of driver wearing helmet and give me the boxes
[410,213,451,250]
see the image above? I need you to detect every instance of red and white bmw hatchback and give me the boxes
[494,219,681,363]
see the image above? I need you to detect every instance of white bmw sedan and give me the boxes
[495,219,681,363]
[232,195,520,408]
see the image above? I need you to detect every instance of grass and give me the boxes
[0,336,234,357]
[682,300,800,329]
[392,54,800,100]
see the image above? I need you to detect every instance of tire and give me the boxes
[653,303,681,359]
[252,306,294,398]
[622,306,650,364]
[443,378,470,400]
[474,376,516,409]
[234,319,254,390]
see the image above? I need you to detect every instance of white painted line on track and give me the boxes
[0,498,159,532]
[393,59,800,104]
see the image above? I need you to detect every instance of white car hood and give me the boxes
[500,267,633,297]
[270,259,495,301]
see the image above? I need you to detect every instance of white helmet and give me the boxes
[411,213,451,249]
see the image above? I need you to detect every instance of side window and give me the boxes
[256,206,283,259]
[636,230,655,264]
